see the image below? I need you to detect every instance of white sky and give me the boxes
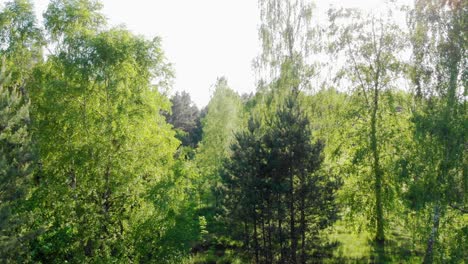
[3,0,411,107]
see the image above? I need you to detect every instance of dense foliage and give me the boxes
[0,0,465,263]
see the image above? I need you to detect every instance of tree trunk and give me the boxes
[253,207,260,264]
[102,166,111,236]
[290,173,297,264]
[261,212,267,263]
[300,181,306,264]
[69,169,77,200]
[423,203,441,264]
[243,220,249,249]
[278,192,285,263]
[371,86,385,260]
[268,203,273,263]
[69,169,76,190]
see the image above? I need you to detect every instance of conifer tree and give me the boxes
[166,91,201,148]
[224,93,340,263]
[0,61,35,262]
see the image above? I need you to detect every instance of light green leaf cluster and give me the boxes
[25,1,180,261]
[196,78,244,183]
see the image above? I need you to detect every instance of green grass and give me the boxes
[181,249,246,264]
[325,221,425,263]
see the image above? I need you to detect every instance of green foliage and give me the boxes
[256,0,317,88]
[196,77,244,209]
[130,154,204,263]
[166,91,202,148]
[0,0,465,262]
[326,6,411,260]
[0,60,35,262]
[0,0,43,86]
[44,0,105,45]
[222,92,341,263]
[406,1,467,262]
[26,1,180,261]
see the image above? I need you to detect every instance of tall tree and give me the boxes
[0,1,42,261]
[256,0,316,89]
[196,77,244,209]
[222,117,264,263]
[165,91,201,148]
[254,0,319,126]
[407,0,466,262]
[0,0,43,88]
[327,5,408,260]
[28,0,179,261]
[0,60,35,262]
[223,93,340,263]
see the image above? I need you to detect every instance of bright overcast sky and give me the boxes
[4,0,411,107]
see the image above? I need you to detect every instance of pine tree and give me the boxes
[165,91,201,148]
[222,117,264,262]
[265,93,340,263]
[0,61,35,262]
[223,93,340,263]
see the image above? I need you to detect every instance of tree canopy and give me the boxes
[0,0,465,263]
